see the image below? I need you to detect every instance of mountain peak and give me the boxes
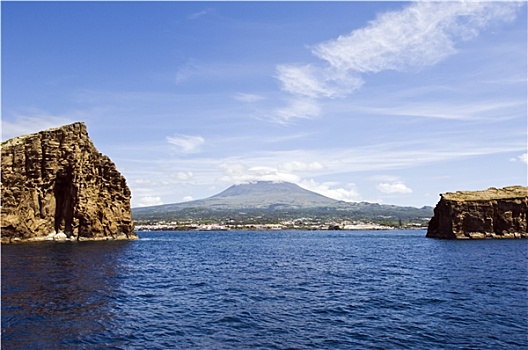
[208,181,338,208]
[132,180,434,224]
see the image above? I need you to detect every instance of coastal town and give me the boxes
[134,219,427,231]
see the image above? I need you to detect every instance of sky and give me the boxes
[2,1,527,208]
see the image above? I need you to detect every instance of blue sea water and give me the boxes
[2,230,527,349]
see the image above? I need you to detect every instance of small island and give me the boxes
[1,122,137,243]
[426,186,527,239]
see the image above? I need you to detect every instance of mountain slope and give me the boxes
[132,181,346,217]
[202,181,341,209]
[132,181,433,224]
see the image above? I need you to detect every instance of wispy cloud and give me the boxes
[273,64,362,123]
[272,1,523,124]
[166,134,205,153]
[272,98,321,124]
[355,100,526,121]
[1,114,77,141]
[135,196,163,208]
[188,8,214,20]
[124,135,524,206]
[276,64,362,98]
[312,2,521,73]
[233,92,265,103]
[278,161,324,173]
[132,137,524,185]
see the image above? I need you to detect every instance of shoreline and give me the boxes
[1,233,139,244]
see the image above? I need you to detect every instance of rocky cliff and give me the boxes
[1,122,137,243]
[426,186,527,239]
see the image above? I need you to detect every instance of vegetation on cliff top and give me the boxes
[442,186,527,201]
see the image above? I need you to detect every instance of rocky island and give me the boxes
[426,186,527,239]
[1,122,137,243]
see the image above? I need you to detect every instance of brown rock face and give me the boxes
[1,122,137,243]
[426,186,528,239]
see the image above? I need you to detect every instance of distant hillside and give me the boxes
[132,181,433,225]
[195,181,341,209]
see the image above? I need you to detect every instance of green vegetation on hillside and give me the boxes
[132,182,433,228]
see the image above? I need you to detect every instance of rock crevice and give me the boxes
[1,122,137,243]
[426,186,527,239]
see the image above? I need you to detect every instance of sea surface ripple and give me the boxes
[2,230,527,349]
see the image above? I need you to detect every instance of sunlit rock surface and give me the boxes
[426,186,527,239]
[1,122,137,243]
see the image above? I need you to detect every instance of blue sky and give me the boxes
[2,1,527,208]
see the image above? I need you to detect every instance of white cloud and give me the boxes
[219,162,247,176]
[182,196,194,202]
[276,64,363,99]
[313,2,521,73]
[376,182,413,194]
[218,163,300,184]
[273,64,362,123]
[1,115,77,141]
[300,179,361,202]
[134,172,193,187]
[510,153,528,164]
[233,92,265,103]
[127,137,524,207]
[166,134,205,153]
[358,100,525,121]
[217,161,360,202]
[272,1,522,125]
[277,64,327,98]
[174,171,194,181]
[369,175,401,183]
[134,178,156,185]
[136,196,163,207]
[279,161,324,173]
[273,98,321,124]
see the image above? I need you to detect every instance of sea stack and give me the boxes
[426,186,527,239]
[1,122,137,243]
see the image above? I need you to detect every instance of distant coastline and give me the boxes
[135,221,427,232]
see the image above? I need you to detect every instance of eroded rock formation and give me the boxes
[1,122,137,243]
[426,186,527,239]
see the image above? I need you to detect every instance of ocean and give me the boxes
[2,230,527,349]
